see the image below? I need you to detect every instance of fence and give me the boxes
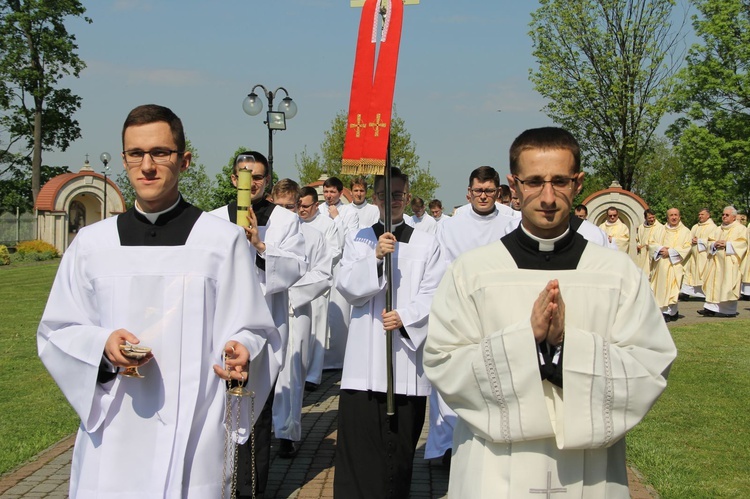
[0,210,37,246]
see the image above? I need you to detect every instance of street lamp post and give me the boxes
[242,84,297,181]
[100,152,111,219]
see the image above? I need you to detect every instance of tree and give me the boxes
[0,0,90,204]
[116,140,216,211]
[0,163,67,213]
[529,0,686,190]
[295,110,439,204]
[668,0,750,215]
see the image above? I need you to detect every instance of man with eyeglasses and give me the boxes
[38,104,280,498]
[599,206,630,253]
[424,165,516,467]
[333,167,445,498]
[699,206,748,317]
[681,208,716,299]
[649,208,691,322]
[296,186,342,392]
[210,151,306,499]
[317,176,360,371]
[425,127,676,498]
[269,179,333,459]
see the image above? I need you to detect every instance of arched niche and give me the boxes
[581,181,649,260]
[35,161,126,254]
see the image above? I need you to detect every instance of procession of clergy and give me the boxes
[38,106,677,499]
[599,204,749,320]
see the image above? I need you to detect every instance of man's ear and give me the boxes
[574,172,585,195]
[506,174,518,196]
[180,151,192,172]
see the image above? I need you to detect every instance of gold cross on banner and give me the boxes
[369,113,387,137]
[349,114,367,138]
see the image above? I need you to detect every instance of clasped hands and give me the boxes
[531,280,565,346]
[105,329,249,382]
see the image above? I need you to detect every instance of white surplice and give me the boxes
[351,200,380,228]
[424,229,676,498]
[406,212,438,234]
[336,222,446,395]
[272,223,333,440]
[210,202,306,362]
[319,201,359,369]
[38,210,280,499]
[302,213,340,385]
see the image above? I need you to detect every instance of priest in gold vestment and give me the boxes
[635,209,662,278]
[599,207,630,253]
[649,208,691,321]
[681,208,716,298]
[699,207,748,317]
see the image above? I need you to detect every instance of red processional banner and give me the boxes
[341,0,403,175]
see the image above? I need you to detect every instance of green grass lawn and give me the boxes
[627,320,750,498]
[0,261,79,475]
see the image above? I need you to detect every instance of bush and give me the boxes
[0,245,9,266]
[12,240,59,262]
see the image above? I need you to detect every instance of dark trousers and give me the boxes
[334,389,426,499]
[236,384,274,498]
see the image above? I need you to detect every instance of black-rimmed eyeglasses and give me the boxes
[122,149,182,165]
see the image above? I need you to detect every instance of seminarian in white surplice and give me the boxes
[424,127,676,499]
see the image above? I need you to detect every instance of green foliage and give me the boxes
[295,110,439,202]
[529,0,685,190]
[0,262,79,475]
[668,0,750,215]
[10,239,59,262]
[0,164,69,214]
[0,245,9,265]
[627,321,750,497]
[0,0,91,203]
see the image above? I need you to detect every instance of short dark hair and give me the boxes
[498,184,511,201]
[300,186,319,203]
[271,178,300,200]
[607,206,619,214]
[323,177,344,192]
[574,204,588,215]
[469,166,500,188]
[234,150,269,176]
[411,196,425,208]
[428,199,443,210]
[644,208,655,217]
[509,127,581,175]
[122,104,186,151]
[374,167,409,193]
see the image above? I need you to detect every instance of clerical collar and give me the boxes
[605,220,619,226]
[520,224,570,252]
[135,195,182,224]
[667,224,677,229]
[378,219,405,228]
[301,211,319,224]
[353,201,368,209]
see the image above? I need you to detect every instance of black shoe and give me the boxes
[698,309,715,317]
[663,314,671,323]
[304,381,318,392]
[715,312,739,318]
[670,313,679,322]
[679,293,690,302]
[277,438,299,458]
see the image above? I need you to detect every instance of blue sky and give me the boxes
[47,1,566,208]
